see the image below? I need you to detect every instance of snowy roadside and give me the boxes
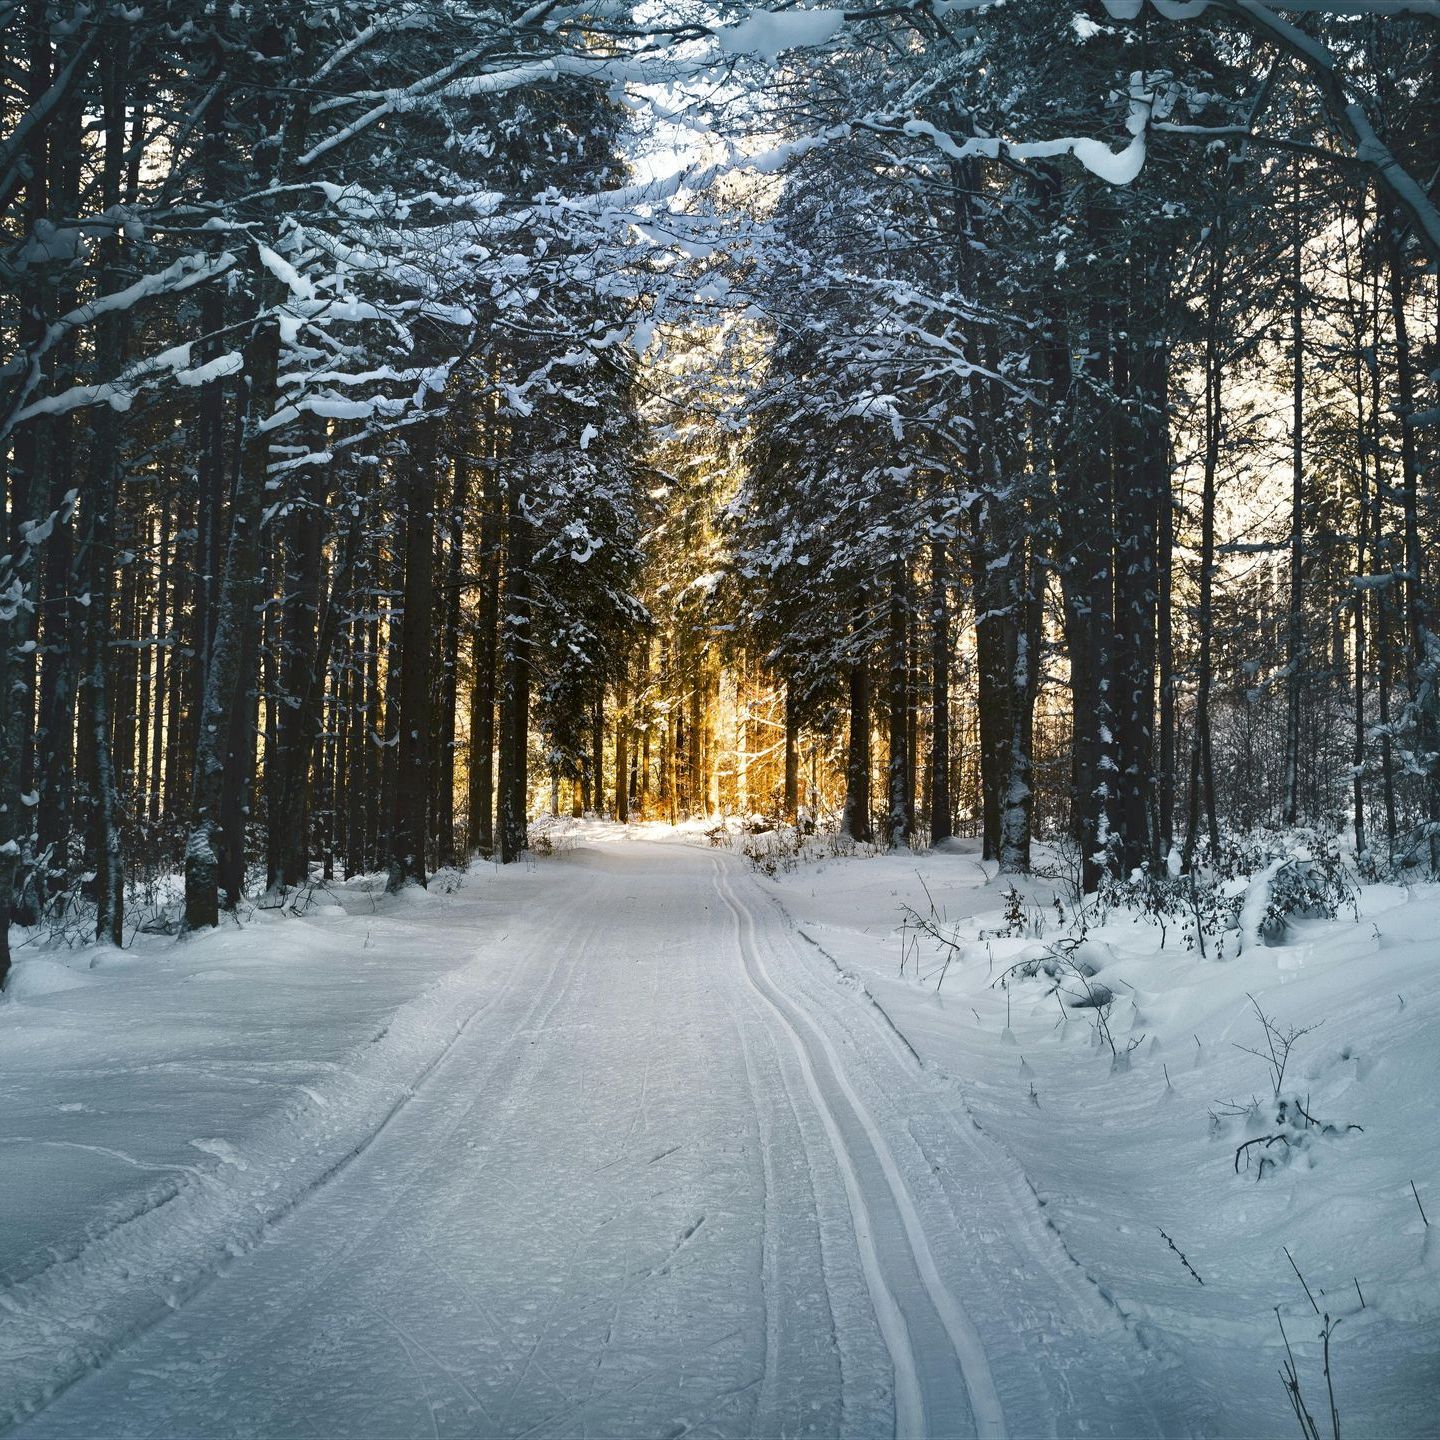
[755,840,1440,1438]
[0,862,558,1429]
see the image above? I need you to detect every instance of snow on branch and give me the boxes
[1,251,239,441]
[1104,0,1440,13]
[717,7,846,61]
[1104,0,1440,264]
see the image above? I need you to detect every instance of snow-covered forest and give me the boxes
[1,1,1438,1437]
[2,0,1437,952]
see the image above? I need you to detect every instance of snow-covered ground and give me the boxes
[0,864,546,1430]
[1,826,1436,1437]
[752,834,1440,1438]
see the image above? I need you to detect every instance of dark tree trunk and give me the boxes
[1156,445,1177,861]
[434,437,469,869]
[219,597,261,909]
[184,250,282,931]
[1352,368,1370,867]
[970,503,1017,863]
[1347,191,1375,867]
[591,689,606,819]
[83,29,131,945]
[1282,161,1305,828]
[1384,217,1440,870]
[149,496,171,826]
[33,70,82,898]
[497,481,532,863]
[1184,206,1226,870]
[273,500,361,888]
[1365,277,1399,861]
[364,573,384,873]
[1112,248,1163,877]
[468,463,501,856]
[841,603,873,844]
[783,678,800,822]
[190,38,230,800]
[388,411,440,890]
[614,676,629,822]
[1000,542,1045,873]
[687,658,703,817]
[268,431,327,889]
[927,534,951,845]
[1,0,55,958]
[885,555,910,848]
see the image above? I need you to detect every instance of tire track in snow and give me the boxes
[713,857,1008,1440]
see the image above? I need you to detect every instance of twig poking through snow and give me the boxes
[1159,1228,1204,1285]
[1276,1309,1322,1440]
[1285,1246,1321,1316]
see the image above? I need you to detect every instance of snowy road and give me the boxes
[15,840,1177,1439]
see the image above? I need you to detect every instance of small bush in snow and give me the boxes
[1258,851,1357,943]
[1215,998,1361,1180]
[1227,1097,1363,1181]
[740,821,889,877]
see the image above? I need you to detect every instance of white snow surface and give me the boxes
[749,834,1440,1438]
[717,8,845,62]
[1,829,1436,1437]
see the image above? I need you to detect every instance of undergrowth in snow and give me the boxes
[753,832,1440,1438]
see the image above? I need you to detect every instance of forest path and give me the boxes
[15,839,1160,1440]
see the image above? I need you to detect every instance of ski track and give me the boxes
[714,856,1003,1440]
[8,840,1171,1439]
[757,887,1194,1438]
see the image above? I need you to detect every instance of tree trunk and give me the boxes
[184,251,282,931]
[591,689,606,819]
[267,429,327,889]
[388,409,440,890]
[273,500,362,888]
[927,533,952,845]
[970,506,1017,862]
[32,68,82,900]
[885,555,910,848]
[434,437,468,868]
[841,603,873,844]
[1384,217,1440,871]
[1000,540,1045,873]
[1352,380,1370,866]
[82,30,132,945]
[614,675,629,822]
[218,587,261,909]
[497,480,532,863]
[1282,161,1305,828]
[468,457,501,856]
[783,678,800,822]
[1,0,56,967]
[1156,442,1177,861]
[687,658,703,817]
[1184,205,1226,870]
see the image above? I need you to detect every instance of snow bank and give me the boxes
[3,957,97,1000]
[758,841,1440,1437]
[0,866,549,1427]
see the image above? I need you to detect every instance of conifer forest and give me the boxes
[1,4,1438,1438]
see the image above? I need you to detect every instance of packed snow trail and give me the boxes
[11,839,1179,1439]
